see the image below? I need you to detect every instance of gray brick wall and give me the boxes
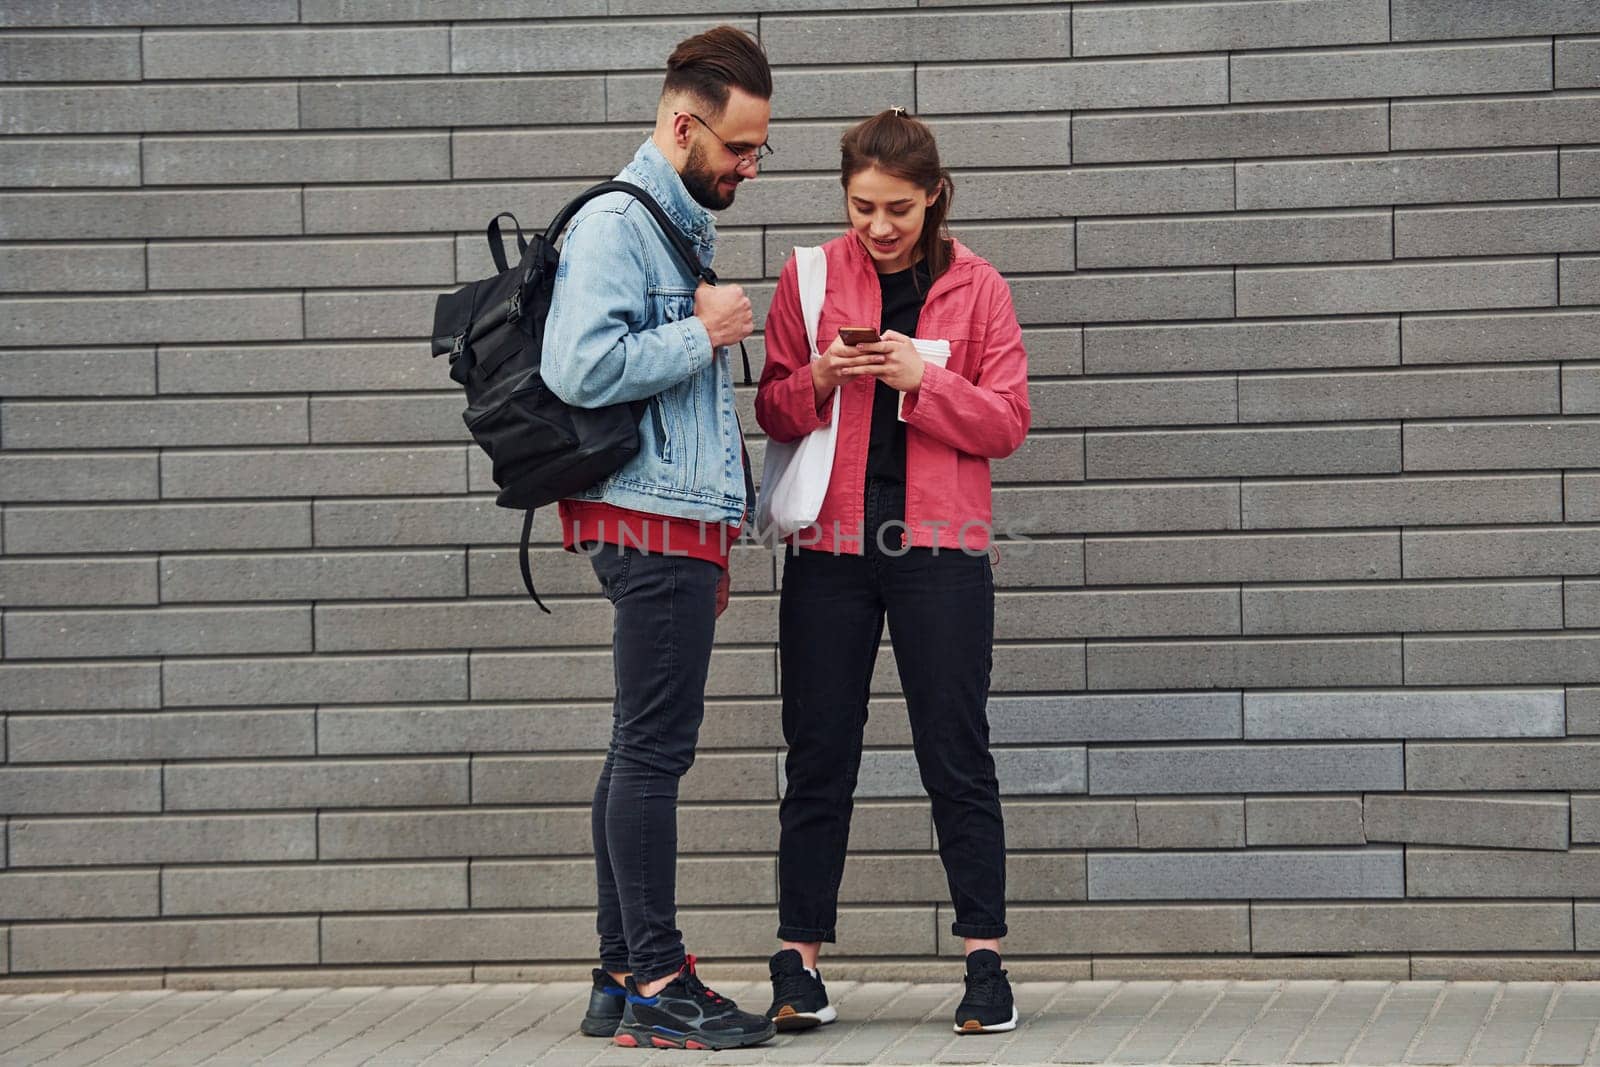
[1,0,1598,988]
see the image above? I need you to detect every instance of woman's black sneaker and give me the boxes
[765,948,837,1031]
[613,954,776,1050]
[580,968,627,1037]
[954,949,1018,1034]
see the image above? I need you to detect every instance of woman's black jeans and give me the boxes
[587,543,720,983]
[775,478,1008,945]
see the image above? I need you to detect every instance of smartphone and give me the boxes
[838,326,881,346]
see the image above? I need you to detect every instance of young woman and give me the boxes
[754,109,1030,1036]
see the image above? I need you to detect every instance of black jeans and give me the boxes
[588,543,720,983]
[776,478,1008,944]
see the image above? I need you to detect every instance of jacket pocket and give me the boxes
[650,287,696,325]
[916,319,978,377]
[650,396,672,462]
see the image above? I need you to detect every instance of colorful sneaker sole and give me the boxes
[955,1007,1019,1034]
[772,1003,838,1031]
[614,1021,776,1050]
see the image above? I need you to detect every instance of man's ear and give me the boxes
[672,110,694,147]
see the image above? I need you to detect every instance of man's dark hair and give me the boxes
[662,26,772,118]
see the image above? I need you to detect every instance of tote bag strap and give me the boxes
[794,246,826,360]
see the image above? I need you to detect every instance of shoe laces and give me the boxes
[964,966,1008,1003]
[772,966,817,1002]
[681,954,731,1008]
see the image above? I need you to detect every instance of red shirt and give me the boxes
[560,500,739,570]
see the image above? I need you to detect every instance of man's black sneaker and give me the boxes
[765,948,837,1031]
[954,949,1018,1034]
[580,967,627,1037]
[613,954,777,1050]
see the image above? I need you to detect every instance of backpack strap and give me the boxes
[518,509,551,615]
[487,212,528,273]
[544,181,755,384]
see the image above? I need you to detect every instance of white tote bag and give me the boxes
[754,246,836,543]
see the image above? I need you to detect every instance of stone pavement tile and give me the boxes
[1226,981,1338,1064]
[1345,981,1445,1066]
[1547,986,1600,1022]
[46,989,224,1065]
[179,987,345,1064]
[314,986,485,1066]
[200,986,395,1064]
[1470,982,1559,1066]
[459,988,604,1067]
[1529,1019,1600,1066]
[1527,984,1600,1065]
[263,987,423,1064]
[0,994,103,1059]
[1054,981,1174,1063]
[156,988,329,1064]
[1406,981,1501,1065]
[997,982,1119,1065]
[429,983,586,1066]
[367,983,542,1062]
[216,985,397,1066]
[1167,981,1279,1063]
[1106,980,1227,1063]
[760,980,900,1065]
[2,990,177,1063]
[8,990,188,1067]
[1284,980,1390,1063]
[869,984,966,1065]
[812,982,926,1064]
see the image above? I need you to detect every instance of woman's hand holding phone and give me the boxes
[811,328,887,408]
[851,329,924,393]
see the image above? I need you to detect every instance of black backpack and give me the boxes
[431,181,750,613]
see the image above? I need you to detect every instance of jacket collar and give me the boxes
[621,140,716,245]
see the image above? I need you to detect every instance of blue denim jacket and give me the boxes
[542,140,747,525]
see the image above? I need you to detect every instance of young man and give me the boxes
[541,25,776,1052]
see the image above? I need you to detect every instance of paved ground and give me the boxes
[3,979,1600,1065]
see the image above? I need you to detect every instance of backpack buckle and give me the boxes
[449,331,466,361]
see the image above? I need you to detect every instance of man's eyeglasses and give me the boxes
[678,111,774,168]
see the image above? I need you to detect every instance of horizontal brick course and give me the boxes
[1252,903,1574,953]
[1246,688,1565,739]
[1409,847,1600,897]
[1246,796,1366,846]
[1232,40,1552,102]
[1088,848,1403,900]
[1406,740,1600,790]
[1089,742,1403,794]
[920,57,1226,115]
[1074,0,1387,56]
[1366,793,1570,851]
[1238,150,1558,210]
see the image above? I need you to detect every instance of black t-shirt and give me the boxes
[866,261,932,484]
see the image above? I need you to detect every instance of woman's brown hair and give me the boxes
[839,109,955,283]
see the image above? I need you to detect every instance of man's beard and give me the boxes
[680,142,739,210]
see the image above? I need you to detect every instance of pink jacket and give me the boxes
[755,233,1031,553]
